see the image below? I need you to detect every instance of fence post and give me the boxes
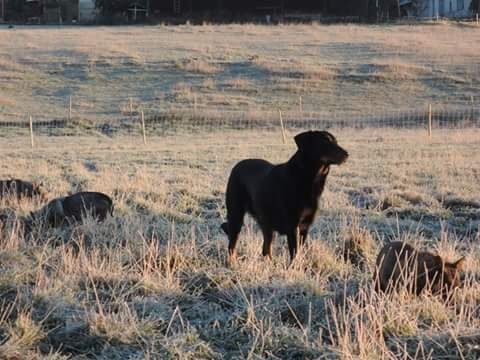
[67,96,71,121]
[471,95,475,123]
[427,103,432,139]
[193,93,197,117]
[299,95,303,114]
[141,110,147,145]
[278,109,286,144]
[476,13,479,25]
[29,115,34,149]
[129,98,133,122]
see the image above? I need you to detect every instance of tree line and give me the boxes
[94,0,405,21]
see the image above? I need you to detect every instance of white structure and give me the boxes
[79,0,97,22]
[401,0,473,17]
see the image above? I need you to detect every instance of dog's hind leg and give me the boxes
[261,227,274,259]
[227,229,241,264]
[224,178,249,264]
[226,209,245,264]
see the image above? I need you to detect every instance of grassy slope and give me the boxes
[0,23,479,123]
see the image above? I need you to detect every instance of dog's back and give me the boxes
[375,241,418,293]
[224,159,274,219]
[229,159,273,189]
[374,241,465,296]
[63,192,114,221]
[0,179,43,200]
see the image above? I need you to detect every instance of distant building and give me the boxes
[78,0,96,21]
[148,0,364,18]
[1,0,6,21]
[2,0,97,22]
[1,0,376,23]
[400,0,473,17]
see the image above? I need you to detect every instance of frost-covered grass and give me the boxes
[0,128,478,358]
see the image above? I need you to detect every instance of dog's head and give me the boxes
[429,256,465,298]
[31,182,47,201]
[32,182,43,195]
[294,131,348,168]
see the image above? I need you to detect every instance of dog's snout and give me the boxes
[336,146,348,164]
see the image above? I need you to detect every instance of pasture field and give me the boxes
[0,23,479,359]
[0,129,479,359]
[0,23,479,122]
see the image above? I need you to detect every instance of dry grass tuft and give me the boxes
[0,96,16,107]
[440,195,480,210]
[253,57,337,80]
[341,221,377,269]
[222,77,255,91]
[369,61,431,81]
[175,58,222,75]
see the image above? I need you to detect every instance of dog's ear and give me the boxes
[448,256,466,271]
[33,182,43,190]
[294,131,314,150]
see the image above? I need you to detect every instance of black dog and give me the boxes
[28,191,114,228]
[221,130,348,263]
[0,179,45,201]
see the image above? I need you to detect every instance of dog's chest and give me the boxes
[299,207,316,221]
[312,168,329,195]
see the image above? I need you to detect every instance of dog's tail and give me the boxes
[220,222,229,235]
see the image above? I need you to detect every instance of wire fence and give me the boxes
[0,104,479,147]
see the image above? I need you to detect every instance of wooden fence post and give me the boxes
[141,110,147,145]
[29,115,34,149]
[68,96,72,121]
[193,93,197,116]
[427,103,432,139]
[129,98,133,121]
[278,109,286,144]
[471,95,475,122]
[299,95,303,114]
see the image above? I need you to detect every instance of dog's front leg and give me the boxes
[261,227,274,259]
[299,222,311,247]
[298,208,315,247]
[286,229,299,262]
